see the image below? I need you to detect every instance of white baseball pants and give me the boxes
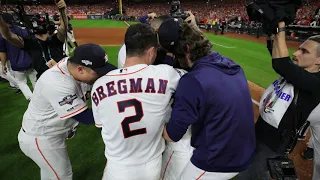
[102,156,162,180]
[0,61,18,87]
[18,129,73,180]
[13,69,37,100]
[180,161,239,180]
[161,145,192,180]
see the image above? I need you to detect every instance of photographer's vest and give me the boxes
[260,76,320,138]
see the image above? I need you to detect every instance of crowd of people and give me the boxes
[0,1,320,180]
[0,0,319,26]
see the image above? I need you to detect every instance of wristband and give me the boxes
[276,27,286,34]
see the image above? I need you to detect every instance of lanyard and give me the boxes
[37,40,52,63]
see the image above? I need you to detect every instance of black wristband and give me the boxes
[276,27,286,34]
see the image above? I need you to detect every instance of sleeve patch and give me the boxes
[59,94,78,106]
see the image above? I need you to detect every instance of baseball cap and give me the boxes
[157,18,181,52]
[2,13,14,25]
[69,43,117,76]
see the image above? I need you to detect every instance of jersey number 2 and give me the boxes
[117,99,146,138]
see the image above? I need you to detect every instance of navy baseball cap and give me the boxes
[158,18,181,52]
[70,43,117,76]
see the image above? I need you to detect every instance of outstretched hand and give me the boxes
[55,0,66,9]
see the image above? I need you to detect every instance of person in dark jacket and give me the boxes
[158,18,256,180]
[0,0,68,79]
[0,13,37,100]
[237,22,320,180]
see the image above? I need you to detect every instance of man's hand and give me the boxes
[147,13,157,21]
[184,11,199,30]
[163,125,174,142]
[55,0,66,9]
[2,65,7,74]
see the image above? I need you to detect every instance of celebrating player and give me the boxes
[91,23,185,180]
[159,18,256,180]
[17,43,116,179]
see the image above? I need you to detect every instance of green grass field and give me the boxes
[0,19,296,180]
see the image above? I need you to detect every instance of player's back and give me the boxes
[92,64,182,165]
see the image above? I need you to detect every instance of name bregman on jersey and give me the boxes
[92,78,168,106]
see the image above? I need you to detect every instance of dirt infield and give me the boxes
[73,27,313,180]
[73,28,126,46]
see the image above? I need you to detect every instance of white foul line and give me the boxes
[123,21,130,27]
[252,99,260,106]
[212,43,235,49]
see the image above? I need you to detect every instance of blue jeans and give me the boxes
[237,140,277,180]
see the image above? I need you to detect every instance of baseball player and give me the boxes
[117,14,172,69]
[18,43,116,179]
[159,18,255,180]
[91,23,185,180]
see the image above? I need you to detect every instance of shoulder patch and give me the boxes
[59,94,77,106]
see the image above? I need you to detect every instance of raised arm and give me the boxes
[55,0,68,42]
[272,22,320,93]
[272,22,289,59]
[0,16,24,49]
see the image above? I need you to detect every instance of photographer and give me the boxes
[0,0,68,79]
[237,21,320,180]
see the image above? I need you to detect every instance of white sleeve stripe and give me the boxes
[60,105,88,119]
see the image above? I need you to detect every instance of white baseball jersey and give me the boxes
[22,58,88,136]
[117,44,126,68]
[91,64,186,165]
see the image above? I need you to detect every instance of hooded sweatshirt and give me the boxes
[166,52,256,172]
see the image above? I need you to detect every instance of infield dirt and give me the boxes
[73,27,313,180]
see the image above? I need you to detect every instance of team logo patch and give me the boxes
[104,54,108,62]
[81,60,92,66]
[59,94,77,106]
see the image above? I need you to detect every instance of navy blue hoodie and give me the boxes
[166,52,256,172]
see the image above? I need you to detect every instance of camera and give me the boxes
[170,0,189,20]
[267,156,298,180]
[246,0,303,35]
[29,15,49,35]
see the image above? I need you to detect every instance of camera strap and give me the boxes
[284,89,308,156]
[37,40,52,63]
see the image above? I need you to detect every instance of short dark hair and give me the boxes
[174,21,213,63]
[125,23,158,57]
[308,35,320,57]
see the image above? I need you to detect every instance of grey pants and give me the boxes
[237,140,277,180]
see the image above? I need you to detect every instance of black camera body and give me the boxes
[267,157,298,180]
[246,0,303,35]
[170,0,189,20]
[9,1,56,35]
[30,15,49,35]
